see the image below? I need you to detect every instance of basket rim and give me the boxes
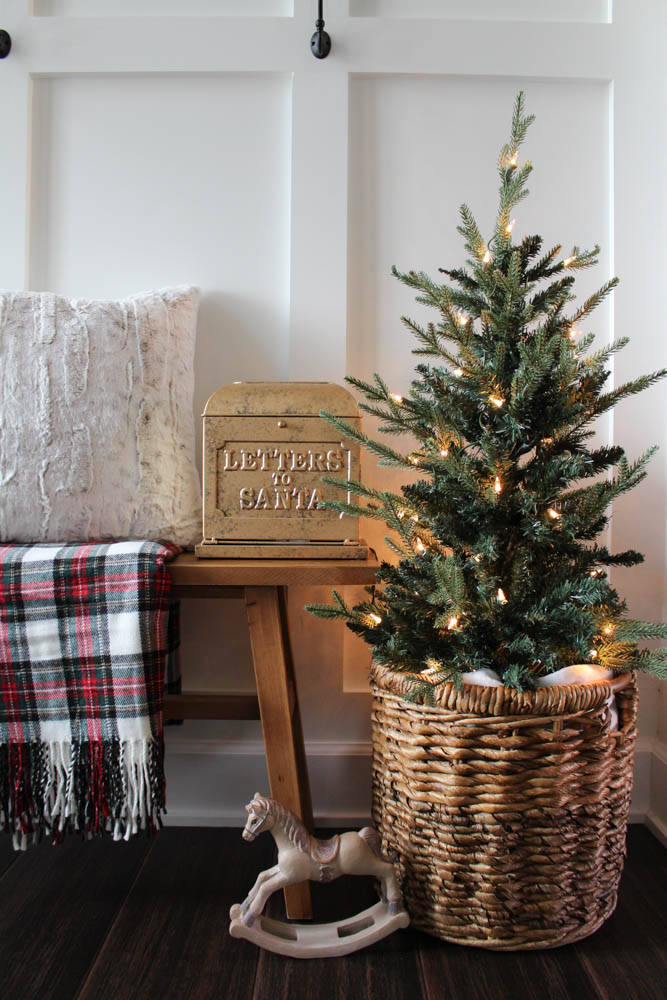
[370,661,634,717]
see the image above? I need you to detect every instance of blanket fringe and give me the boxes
[0,739,166,850]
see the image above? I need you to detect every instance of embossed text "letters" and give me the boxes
[222,448,346,473]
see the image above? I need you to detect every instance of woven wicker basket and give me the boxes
[370,662,637,950]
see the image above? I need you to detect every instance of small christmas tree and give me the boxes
[307,92,667,692]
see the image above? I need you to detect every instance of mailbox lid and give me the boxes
[203,382,359,418]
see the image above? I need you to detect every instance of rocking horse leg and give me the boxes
[243,871,292,928]
[368,856,403,914]
[383,867,404,915]
[242,864,281,915]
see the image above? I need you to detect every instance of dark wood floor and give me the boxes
[0,824,665,1000]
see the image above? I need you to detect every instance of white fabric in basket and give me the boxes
[461,664,618,730]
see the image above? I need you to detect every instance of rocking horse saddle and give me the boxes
[310,834,340,866]
[310,834,341,881]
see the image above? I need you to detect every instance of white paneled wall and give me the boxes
[1,0,666,831]
[29,72,293,421]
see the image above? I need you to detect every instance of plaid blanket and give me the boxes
[0,540,179,848]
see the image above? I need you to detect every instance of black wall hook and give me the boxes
[0,30,12,59]
[310,1,331,59]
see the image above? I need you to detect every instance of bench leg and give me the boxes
[245,585,313,920]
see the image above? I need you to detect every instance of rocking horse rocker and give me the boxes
[229,793,410,958]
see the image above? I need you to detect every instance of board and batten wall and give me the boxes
[1,0,666,836]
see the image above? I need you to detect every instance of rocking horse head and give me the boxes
[241,793,310,852]
[242,793,275,841]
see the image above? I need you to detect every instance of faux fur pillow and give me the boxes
[0,286,201,547]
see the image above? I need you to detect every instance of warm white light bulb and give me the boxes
[569,326,579,340]
[509,153,518,167]
[456,312,467,325]
[590,648,598,659]
[369,613,382,625]
[411,456,419,466]
[563,256,576,267]
[391,393,403,403]
[497,588,508,605]
[447,616,459,630]
[603,625,614,635]
[506,218,516,234]
[494,476,502,494]
[454,368,464,378]
[483,249,492,264]
[489,395,505,408]
[547,508,561,520]
[440,448,449,457]
[415,538,426,554]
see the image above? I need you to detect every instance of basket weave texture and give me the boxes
[370,662,637,950]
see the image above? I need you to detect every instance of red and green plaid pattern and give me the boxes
[0,540,179,847]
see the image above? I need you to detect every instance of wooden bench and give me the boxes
[164,553,379,919]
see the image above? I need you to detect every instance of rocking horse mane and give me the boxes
[249,794,310,853]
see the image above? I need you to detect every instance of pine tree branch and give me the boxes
[523,244,563,282]
[456,204,486,260]
[319,475,395,504]
[587,371,667,421]
[567,277,619,326]
[438,266,479,291]
[560,449,658,525]
[557,245,601,272]
[320,410,419,469]
[588,546,644,567]
[612,620,667,641]
[582,337,630,370]
[305,589,353,621]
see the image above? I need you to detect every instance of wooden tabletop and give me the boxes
[168,551,380,588]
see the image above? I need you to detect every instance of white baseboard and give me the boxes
[163,738,373,828]
[163,736,666,833]
[645,813,667,848]
[628,743,652,818]
[645,739,667,847]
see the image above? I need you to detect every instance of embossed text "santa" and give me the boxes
[240,486,323,510]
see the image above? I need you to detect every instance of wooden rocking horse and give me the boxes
[229,793,409,958]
